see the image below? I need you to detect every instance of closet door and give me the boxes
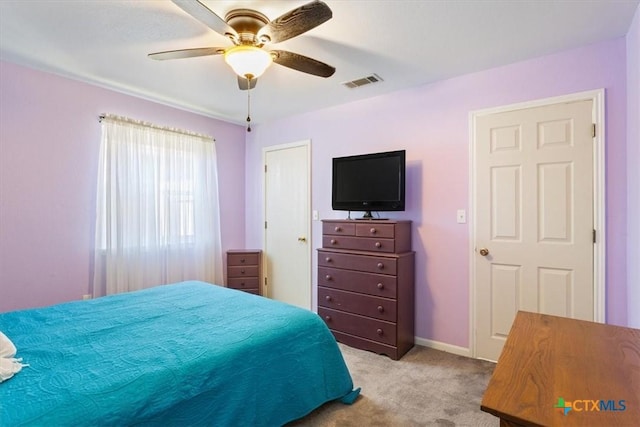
[264,140,311,309]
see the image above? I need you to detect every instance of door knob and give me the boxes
[298,237,306,242]
[479,248,490,256]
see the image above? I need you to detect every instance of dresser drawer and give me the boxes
[355,223,395,238]
[323,235,395,253]
[227,253,259,266]
[322,221,356,236]
[330,330,399,360]
[318,250,397,275]
[318,287,396,322]
[318,267,397,298]
[227,265,259,278]
[227,277,259,290]
[319,307,396,346]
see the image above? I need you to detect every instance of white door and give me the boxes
[473,98,599,361]
[263,141,311,309]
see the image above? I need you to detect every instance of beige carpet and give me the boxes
[290,343,499,426]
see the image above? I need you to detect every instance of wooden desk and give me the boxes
[481,311,640,426]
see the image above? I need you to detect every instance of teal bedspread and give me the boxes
[0,281,359,426]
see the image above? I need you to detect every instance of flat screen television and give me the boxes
[332,149,406,219]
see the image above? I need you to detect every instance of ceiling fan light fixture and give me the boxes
[224,45,273,79]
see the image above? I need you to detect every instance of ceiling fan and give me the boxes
[149,0,336,91]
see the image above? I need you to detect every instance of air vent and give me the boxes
[342,74,383,89]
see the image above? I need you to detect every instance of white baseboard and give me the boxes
[415,337,472,358]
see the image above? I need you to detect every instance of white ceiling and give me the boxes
[1,0,637,125]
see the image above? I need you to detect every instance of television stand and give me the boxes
[355,217,389,220]
[351,211,389,220]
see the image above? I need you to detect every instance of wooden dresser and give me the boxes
[317,219,415,360]
[226,250,261,295]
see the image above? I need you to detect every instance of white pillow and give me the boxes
[0,357,26,382]
[0,331,17,358]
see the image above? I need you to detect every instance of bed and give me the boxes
[0,281,359,426]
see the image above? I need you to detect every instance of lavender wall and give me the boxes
[0,61,246,312]
[627,4,640,329]
[0,35,633,348]
[245,38,629,348]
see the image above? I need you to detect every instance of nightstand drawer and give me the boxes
[227,265,259,278]
[227,277,259,289]
[227,253,259,266]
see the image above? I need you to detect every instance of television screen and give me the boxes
[332,150,405,217]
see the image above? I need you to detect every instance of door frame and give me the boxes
[468,89,606,358]
[262,140,312,306]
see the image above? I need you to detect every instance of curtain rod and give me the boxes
[98,114,215,142]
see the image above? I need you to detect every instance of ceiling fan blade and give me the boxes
[271,50,335,77]
[148,47,224,60]
[172,0,238,40]
[237,76,257,90]
[257,0,332,44]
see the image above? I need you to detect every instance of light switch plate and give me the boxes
[457,209,466,224]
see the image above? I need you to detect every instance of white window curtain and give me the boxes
[93,114,223,296]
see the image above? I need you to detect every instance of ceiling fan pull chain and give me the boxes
[246,77,252,132]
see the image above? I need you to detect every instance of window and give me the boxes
[93,115,223,295]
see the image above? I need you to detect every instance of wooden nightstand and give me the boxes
[226,250,261,295]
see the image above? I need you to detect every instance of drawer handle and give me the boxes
[377,262,384,270]
[325,295,332,301]
[325,315,332,321]
[334,226,341,232]
[240,258,245,263]
[377,283,384,290]
[330,239,337,245]
[377,305,384,313]
[325,257,332,263]
[240,282,245,287]
[376,328,383,336]
[325,275,332,281]
[370,227,377,234]
[375,242,382,248]
[240,269,245,274]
